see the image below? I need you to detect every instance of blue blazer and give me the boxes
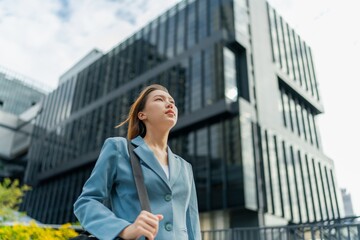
[74,136,201,240]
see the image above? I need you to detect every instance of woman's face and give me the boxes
[138,90,178,130]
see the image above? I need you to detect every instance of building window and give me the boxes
[223,47,238,102]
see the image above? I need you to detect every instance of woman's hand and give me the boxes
[119,211,164,240]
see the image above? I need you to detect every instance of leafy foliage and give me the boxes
[0,178,31,222]
[0,221,78,240]
[0,178,79,239]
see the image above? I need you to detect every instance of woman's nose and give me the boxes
[167,102,174,108]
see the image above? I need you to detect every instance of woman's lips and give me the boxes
[165,110,175,116]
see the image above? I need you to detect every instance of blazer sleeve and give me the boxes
[74,138,130,240]
[186,165,202,240]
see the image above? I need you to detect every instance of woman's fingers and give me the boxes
[138,211,164,238]
[152,214,163,236]
[136,214,158,234]
[119,211,163,240]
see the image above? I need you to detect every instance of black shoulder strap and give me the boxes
[127,139,151,212]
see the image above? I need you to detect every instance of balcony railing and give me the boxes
[201,217,360,240]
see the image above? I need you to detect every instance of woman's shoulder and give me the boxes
[102,137,128,152]
[105,136,127,144]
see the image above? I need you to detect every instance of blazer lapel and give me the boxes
[131,136,170,189]
[167,147,181,188]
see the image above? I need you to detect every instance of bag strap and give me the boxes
[127,139,151,212]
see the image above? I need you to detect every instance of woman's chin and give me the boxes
[164,119,177,129]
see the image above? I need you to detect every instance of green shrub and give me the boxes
[0,178,31,222]
[0,178,79,239]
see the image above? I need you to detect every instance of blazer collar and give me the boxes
[167,146,181,188]
[131,136,181,189]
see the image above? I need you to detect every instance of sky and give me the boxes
[0,0,359,216]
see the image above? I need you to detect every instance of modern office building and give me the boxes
[341,188,355,218]
[22,0,344,229]
[0,66,47,181]
[0,104,43,181]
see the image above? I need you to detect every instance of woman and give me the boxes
[74,84,201,240]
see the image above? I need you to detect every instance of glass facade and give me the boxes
[21,0,343,228]
[279,82,320,149]
[0,66,47,115]
[257,126,342,224]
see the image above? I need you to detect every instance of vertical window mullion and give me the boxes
[280,17,289,74]
[275,14,284,69]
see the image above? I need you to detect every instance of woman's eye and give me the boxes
[155,98,163,101]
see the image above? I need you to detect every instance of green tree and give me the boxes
[0,178,31,222]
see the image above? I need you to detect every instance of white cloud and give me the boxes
[0,0,180,89]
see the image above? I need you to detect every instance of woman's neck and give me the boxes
[143,130,169,152]
[143,128,170,166]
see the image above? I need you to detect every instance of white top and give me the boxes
[161,164,170,179]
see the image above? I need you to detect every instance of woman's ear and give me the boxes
[138,112,146,120]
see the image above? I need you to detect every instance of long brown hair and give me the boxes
[115,84,169,139]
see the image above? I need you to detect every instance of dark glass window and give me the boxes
[176,2,186,55]
[301,41,312,95]
[276,138,291,220]
[209,0,220,35]
[307,156,320,221]
[204,49,215,106]
[273,11,284,69]
[166,11,176,58]
[158,15,167,60]
[268,132,282,217]
[289,29,300,83]
[268,6,278,64]
[300,104,309,141]
[285,143,300,223]
[226,117,242,207]
[210,122,225,209]
[223,47,238,102]
[198,0,208,40]
[313,159,327,220]
[294,98,303,138]
[190,52,202,111]
[283,22,293,78]
[240,117,257,210]
[325,167,336,219]
[262,130,273,214]
[300,154,314,222]
[187,1,197,48]
[309,112,320,148]
[278,16,288,73]
[288,94,296,133]
[305,108,314,145]
[280,89,290,128]
[195,127,209,209]
[297,36,310,91]
[320,165,333,219]
[179,59,191,114]
[294,150,307,223]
